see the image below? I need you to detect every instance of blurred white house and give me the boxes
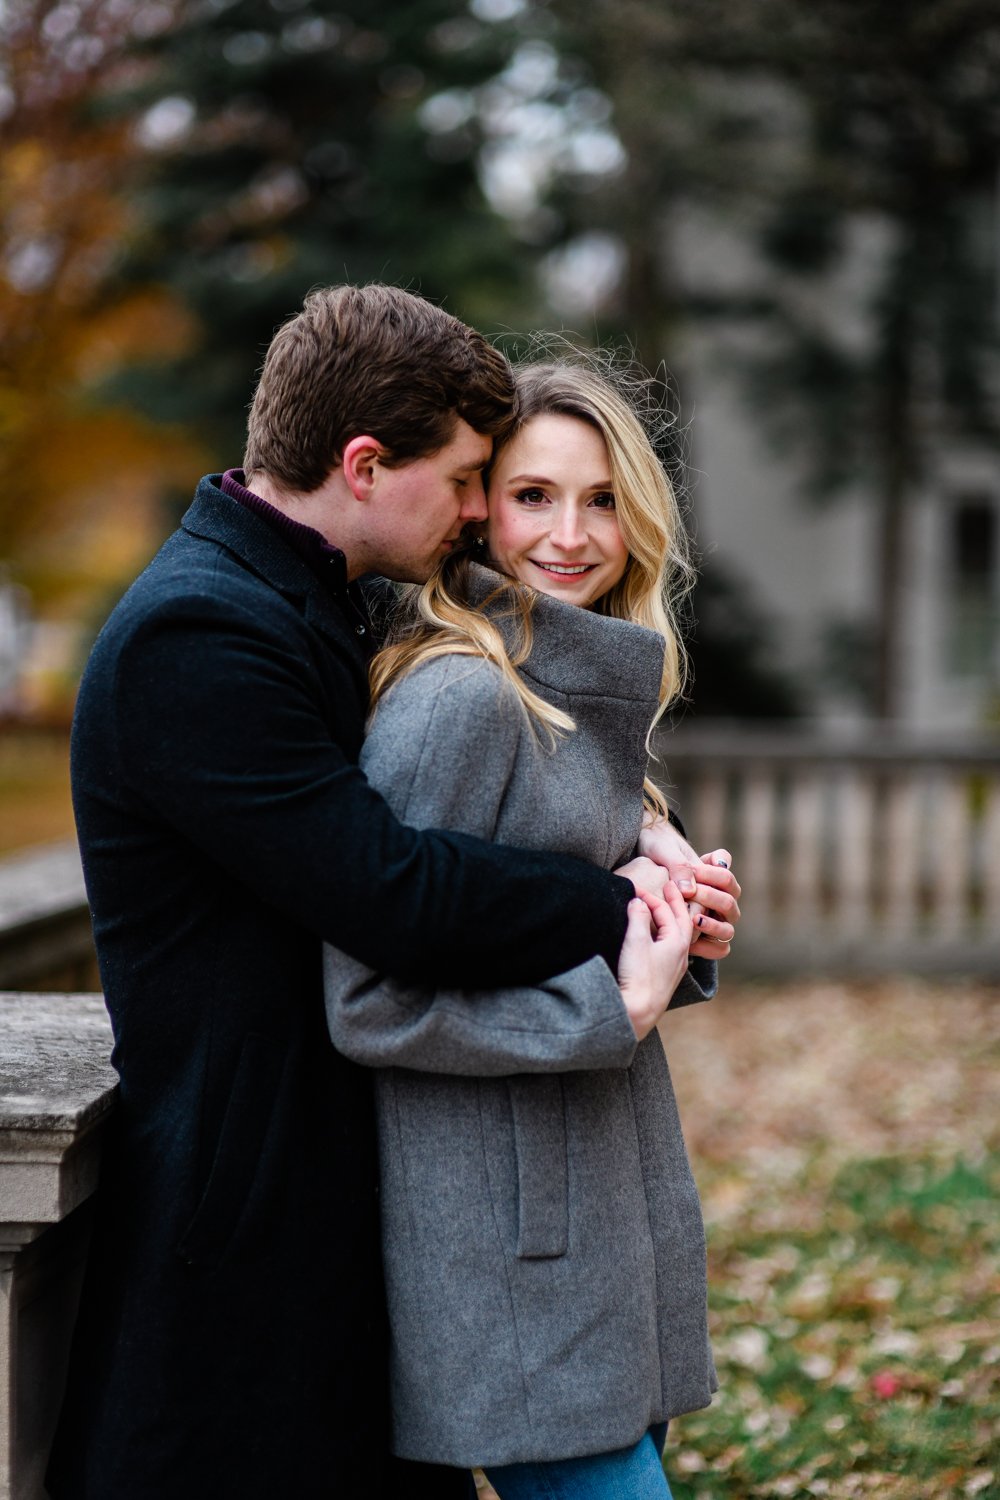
[472,44,1000,733]
[671,208,1000,732]
[538,208,999,731]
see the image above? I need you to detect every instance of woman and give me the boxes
[325,358,732,1498]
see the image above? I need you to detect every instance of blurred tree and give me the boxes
[681,565,807,719]
[110,0,542,464]
[530,0,1000,719]
[744,0,1000,718]
[520,1,778,355]
[0,0,203,608]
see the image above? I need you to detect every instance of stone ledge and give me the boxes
[0,847,87,936]
[0,845,96,993]
[0,990,116,1498]
[0,993,116,1228]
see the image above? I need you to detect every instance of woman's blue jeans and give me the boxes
[479,1423,672,1500]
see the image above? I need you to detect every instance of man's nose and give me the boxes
[460,475,488,522]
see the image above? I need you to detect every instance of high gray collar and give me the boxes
[466,562,665,706]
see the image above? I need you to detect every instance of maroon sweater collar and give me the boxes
[221,469,348,592]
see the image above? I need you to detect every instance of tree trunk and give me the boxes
[872,263,917,722]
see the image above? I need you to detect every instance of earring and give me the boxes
[472,534,486,550]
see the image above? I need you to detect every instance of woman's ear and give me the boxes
[341,434,388,501]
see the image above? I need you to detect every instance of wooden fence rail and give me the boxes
[659,729,1000,977]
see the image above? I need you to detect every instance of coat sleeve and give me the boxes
[669,957,718,1009]
[107,585,633,989]
[325,655,638,1075]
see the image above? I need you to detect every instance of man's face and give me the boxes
[366,418,492,583]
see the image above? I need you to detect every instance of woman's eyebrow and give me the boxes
[506,472,613,488]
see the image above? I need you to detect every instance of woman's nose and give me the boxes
[549,503,586,549]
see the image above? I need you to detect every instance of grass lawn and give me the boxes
[659,978,999,1500]
[0,730,74,854]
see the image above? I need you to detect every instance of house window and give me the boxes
[949,497,998,678]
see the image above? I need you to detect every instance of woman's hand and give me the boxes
[616,884,694,1042]
[687,850,741,959]
[635,821,742,958]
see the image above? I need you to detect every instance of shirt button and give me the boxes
[355,624,366,636]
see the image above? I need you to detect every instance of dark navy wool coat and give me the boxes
[48,477,633,1500]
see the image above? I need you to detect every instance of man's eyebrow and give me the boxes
[454,457,490,473]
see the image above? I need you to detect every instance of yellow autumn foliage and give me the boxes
[0,2,207,610]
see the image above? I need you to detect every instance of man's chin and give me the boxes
[380,560,435,585]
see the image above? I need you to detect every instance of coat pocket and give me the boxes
[507,1076,568,1259]
[176,1032,286,1270]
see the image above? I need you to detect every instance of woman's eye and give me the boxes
[515,488,548,505]
[591,492,616,509]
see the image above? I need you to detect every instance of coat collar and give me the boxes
[466,561,665,708]
[182,476,369,652]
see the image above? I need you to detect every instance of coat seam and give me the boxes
[477,1084,536,1442]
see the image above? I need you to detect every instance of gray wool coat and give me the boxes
[324,566,718,1467]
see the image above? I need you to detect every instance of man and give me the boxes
[49,285,737,1499]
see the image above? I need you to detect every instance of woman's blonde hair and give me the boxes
[369,353,695,817]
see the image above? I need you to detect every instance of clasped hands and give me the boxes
[612,819,742,1041]
[622,819,740,958]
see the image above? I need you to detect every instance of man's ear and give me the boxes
[341,434,388,501]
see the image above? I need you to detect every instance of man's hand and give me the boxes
[636,819,742,959]
[614,854,688,904]
[616,885,694,1041]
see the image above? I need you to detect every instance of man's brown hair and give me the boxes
[244,284,514,492]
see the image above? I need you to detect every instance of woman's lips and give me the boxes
[530,560,596,576]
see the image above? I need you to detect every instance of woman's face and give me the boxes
[485,414,630,609]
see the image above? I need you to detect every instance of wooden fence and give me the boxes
[659,728,1000,977]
